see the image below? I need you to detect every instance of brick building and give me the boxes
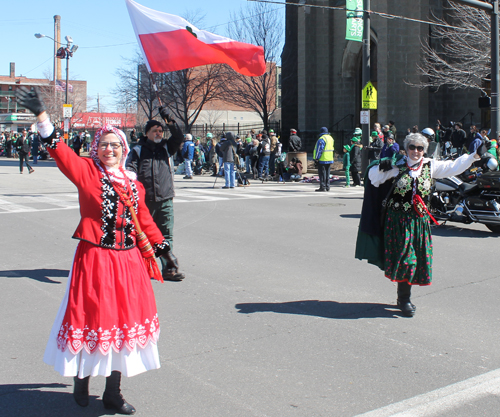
[281,1,482,150]
[0,62,87,132]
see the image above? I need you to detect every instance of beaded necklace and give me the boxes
[103,166,135,209]
[406,157,424,171]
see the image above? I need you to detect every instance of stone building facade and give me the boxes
[281,0,483,150]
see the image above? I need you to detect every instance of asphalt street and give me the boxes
[1,156,500,417]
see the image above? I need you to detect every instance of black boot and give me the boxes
[102,371,136,415]
[73,376,90,407]
[397,281,416,317]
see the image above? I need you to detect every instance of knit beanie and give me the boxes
[145,120,162,134]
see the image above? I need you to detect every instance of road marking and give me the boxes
[355,368,500,417]
[0,187,364,212]
[0,198,34,213]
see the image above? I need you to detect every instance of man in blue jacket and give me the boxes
[181,133,195,179]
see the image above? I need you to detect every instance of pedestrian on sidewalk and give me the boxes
[17,86,182,415]
[342,144,351,187]
[349,129,363,187]
[220,131,237,188]
[16,129,34,174]
[181,133,195,179]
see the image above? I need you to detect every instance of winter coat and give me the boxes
[350,144,362,171]
[126,122,184,202]
[289,134,302,152]
[182,140,195,160]
[16,136,30,154]
[220,132,238,163]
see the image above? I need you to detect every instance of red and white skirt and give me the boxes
[44,240,161,378]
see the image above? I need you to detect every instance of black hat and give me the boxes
[145,120,162,134]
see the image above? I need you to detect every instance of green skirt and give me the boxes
[384,208,432,286]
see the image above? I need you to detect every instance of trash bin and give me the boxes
[287,152,308,174]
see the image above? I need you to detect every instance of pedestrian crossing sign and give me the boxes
[362,81,377,110]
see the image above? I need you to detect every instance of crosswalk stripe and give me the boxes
[0,187,363,212]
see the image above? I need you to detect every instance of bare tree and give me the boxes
[224,2,284,130]
[33,69,89,126]
[157,65,227,132]
[413,1,490,93]
[112,52,159,123]
[203,109,225,130]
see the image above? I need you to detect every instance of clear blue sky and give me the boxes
[1,0,284,112]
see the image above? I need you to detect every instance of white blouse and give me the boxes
[368,153,478,187]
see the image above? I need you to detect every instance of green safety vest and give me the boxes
[314,134,334,161]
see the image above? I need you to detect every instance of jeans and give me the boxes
[258,155,270,178]
[245,155,252,173]
[184,159,193,177]
[218,157,224,175]
[269,153,276,175]
[224,162,235,187]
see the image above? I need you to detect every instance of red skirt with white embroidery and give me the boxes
[56,240,160,355]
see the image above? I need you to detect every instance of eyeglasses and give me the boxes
[98,142,122,150]
[408,144,424,152]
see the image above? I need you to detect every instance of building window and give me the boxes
[8,86,12,91]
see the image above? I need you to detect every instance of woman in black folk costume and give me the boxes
[356,133,481,317]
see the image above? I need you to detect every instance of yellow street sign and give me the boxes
[362,81,377,110]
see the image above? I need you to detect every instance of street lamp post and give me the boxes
[35,33,77,142]
[35,33,58,115]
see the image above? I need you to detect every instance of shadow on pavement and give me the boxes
[339,213,361,219]
[0,268,68,284]
[235,300,403,319]
[0,159,58,168]
[431,223,497,238]
[0,382,110,417]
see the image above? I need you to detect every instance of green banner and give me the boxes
[346,0,363,42]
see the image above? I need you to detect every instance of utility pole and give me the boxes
[97,93,100,113]
[454,0,498,141]
[361,0,370,173]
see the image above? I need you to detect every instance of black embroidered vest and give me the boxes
[387,161,432,212]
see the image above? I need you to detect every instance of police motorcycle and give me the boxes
[426,128,500,233]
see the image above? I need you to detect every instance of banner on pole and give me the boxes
[346,0,363,42]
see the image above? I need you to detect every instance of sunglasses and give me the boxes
[408,144,424,152]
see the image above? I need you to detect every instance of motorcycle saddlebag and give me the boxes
[477,172,500,190]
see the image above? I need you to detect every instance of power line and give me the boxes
[247,0,473,31]
[80,42,136,49]
[20,56,54,77]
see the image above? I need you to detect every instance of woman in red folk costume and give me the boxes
[17,87,180,415]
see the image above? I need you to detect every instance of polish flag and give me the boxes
[125,0,266,77]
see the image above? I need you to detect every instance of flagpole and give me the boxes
[148,72,163,108]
